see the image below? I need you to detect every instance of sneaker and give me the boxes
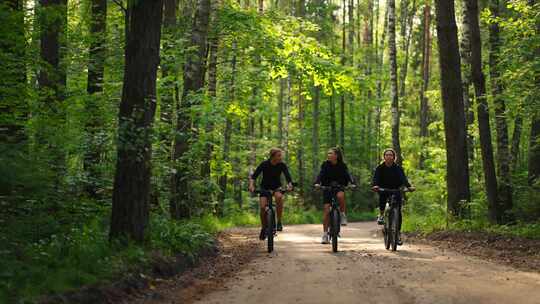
[321,233,330,244]
[397,234,403,246]
[377,215,384,225]
[341,212,348,226]
[276,222,283,231]
[259,228,267,240]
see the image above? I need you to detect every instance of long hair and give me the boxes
[382,148,397,163]
[329,147,344,164]
[269,147,283,160]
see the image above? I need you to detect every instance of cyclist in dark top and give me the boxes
[372,148,415,244]
[314,147,356,244]
[249,148,293,240]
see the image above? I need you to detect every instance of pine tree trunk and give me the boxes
[297,81,305,196]
[529,114,540,186]
[330,91,337,147]
[170,0,211,219]
[434,0,471,218]
[459,1,476,164]
[284,75,291,162]
[202,1,220,179]
[418,1,431,169]
[465,0,500,223]
[110,0,163,243]
[488,0,513,218]
[312,86,320,203]
[398,0,417,98]
[0,0,27,143]
[278,78,285,146]
[510,114,523,172]
[217,42,237,214]
[388,0,402,164]
[84,0,107,197]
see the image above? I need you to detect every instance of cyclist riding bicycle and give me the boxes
[249,148,293,240]
[314,147,356,244]
[371,148,415,245]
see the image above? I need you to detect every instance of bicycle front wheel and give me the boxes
[331,208,340,252]
[266,208,275,253]
[390,208,399,251]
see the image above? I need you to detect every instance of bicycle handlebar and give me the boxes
[377,187,413,193]
[313,184,357,191]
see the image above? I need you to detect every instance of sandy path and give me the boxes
[190,222,540,304]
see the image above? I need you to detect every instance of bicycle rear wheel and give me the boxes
[331,208,340,252]
[266,208,275,253]
[390,208,399,251]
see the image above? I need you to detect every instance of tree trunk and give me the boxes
[312,86,320,203]
[465,0,500,223]
[0,0,27,143]
[418,1,431,169]
[83,0,107,198]
[170,0,211,219]
[217,42,237,214]
[340,0,346,148]
[330,91,337,147]
[202,1,220,179]
[297,80,305,196]
[388,0,402,164]
[529,114,540,186]
[488,0,513,217]
[375,0,388,159]
[110,0,163,243]
[398,0,417,98]
[284,75,291,162]
[278,78,285,146]
[459,0,476,164]
[434,0,471,218]
[510,114,523,172]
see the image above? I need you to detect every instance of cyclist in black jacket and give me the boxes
[249,148,293,240]
[314,147,356,244]
[372,148,415,243]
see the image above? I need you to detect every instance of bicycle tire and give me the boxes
[266,208,275,253]
[331,208,340,252]
[391,208,399,251]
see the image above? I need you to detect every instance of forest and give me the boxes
[0,0,539,301]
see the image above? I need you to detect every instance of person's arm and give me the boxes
[249,162,264,192]
[343,163,356,185]
[398,166,412,188]
[282,163,293,188]
[314,163,325,186]
[371,166,380,191]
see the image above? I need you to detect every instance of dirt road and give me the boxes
[184,222,540,304]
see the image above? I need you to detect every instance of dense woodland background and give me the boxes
[0,0,539,300]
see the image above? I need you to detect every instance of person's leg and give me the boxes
[337,191,345,213]
[259,196,268,227]
[274,191,284,223]
[337,191,347,225]
[377,193,386,224]
[323,203,330,232]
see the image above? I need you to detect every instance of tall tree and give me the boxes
[434,0,470,217]
[170,0,211,219]
[388,0,402,164]
[0,0,27,143]
[84,0,108,197]
[398,0,417,98]
[488,0,512,216]
[459,0,475,163]
[464,0,499,223]
[110,0,164,242]
[418,0,431,169]
[528,0,540,186]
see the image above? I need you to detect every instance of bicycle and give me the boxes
[315,183,356,252]
[378,188,412,251]
[253,186,294,253]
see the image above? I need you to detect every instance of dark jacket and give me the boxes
[251,160,292,190]
[372,162,411,189]
[315,161,355,186]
